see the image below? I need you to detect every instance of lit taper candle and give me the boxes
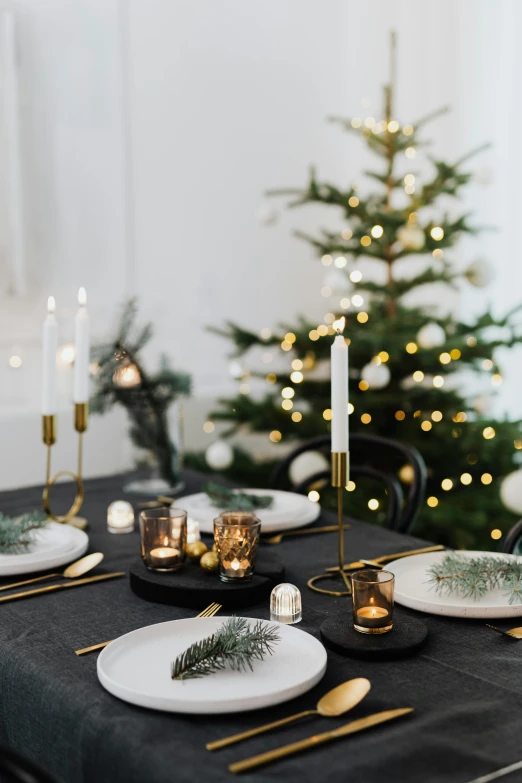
[73,287,90,403]
[331,316,348,452]
[42,296,58,414]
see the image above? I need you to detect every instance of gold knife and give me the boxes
[0,572,125,604]
[229,708,414,774]
[326,544,445,573]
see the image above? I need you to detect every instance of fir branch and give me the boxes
[204,482,273,511]
[0,512,49,553]
[427,554,522,604]
[171,617,280,681]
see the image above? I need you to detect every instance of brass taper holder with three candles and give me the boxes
[307,451,352,597]
[42,403,88,523]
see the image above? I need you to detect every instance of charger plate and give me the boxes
[97,616,327,714]
[0,522,89,576]
[174,489,320,534]
[387,550,522,619]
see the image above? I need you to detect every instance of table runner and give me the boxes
[0,470,521,783]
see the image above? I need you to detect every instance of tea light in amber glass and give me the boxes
[139,507,187,572]
[351,569,394,634]
[107,500,135,534]
[213,512,261,583]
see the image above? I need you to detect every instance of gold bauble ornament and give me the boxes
[187,541,208,563]
[200,551,219,573]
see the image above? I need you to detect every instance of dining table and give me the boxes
[0,469,521,783]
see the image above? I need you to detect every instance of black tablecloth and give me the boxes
[1,471,521,783]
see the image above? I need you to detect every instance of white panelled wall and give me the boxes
[0,0,520,490]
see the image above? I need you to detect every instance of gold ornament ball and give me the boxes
[186,541,208,563]
[200,551,219,573]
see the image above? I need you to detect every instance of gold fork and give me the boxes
[74,602,223,656]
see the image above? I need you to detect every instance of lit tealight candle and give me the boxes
[356,606,389,629]
[149,546,180,568]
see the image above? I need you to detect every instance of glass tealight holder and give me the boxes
[107,500,135,534]
[351,569,394,635]
[139,507,187,572]
[270,583,302,624]
[213,512,261,583]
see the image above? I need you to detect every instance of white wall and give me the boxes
[0,0,520,489]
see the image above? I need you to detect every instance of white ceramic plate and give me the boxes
[388,550,522,619]
[174,489,321,534]
[0,522,89,576]
[97,616,327,714]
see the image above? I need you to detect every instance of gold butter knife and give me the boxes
[0,572,125,604]
[326,544,445,573]
[229,708,414,774]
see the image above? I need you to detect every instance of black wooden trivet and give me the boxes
[320,610,428,660]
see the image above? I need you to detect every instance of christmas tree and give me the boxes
[200,36,522,550]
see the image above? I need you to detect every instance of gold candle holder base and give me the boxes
[42,404,88,524]
[308,452,352,597]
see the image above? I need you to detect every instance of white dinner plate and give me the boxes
[174,489,321,534]
[0,522,89,576]
[97,616,327,714]
[387,550,522,619]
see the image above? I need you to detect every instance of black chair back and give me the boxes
[500,519,522,555]
[270,433,427,534]
[0,746,56,783]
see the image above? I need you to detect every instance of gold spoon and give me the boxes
[262,524,351,546]
[206,677,371,751]
[486,623,522,639]
[0,552,104,592]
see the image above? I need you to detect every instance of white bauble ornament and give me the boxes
[500,470,522,514]
[205,440,234,471]
[258,204,279,226]
[361,361,391,390]
[323,268,350,293]
[289,451,329,487]
[397,225,425,251]
[465,259,494,288]
[417,322,446,349]
[228,361,245,379]
[473,395,493,416]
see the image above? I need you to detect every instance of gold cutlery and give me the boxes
[74,601,223,656]
[0,571,124,604]
[262,525,351,546]
[207,677,370,751]
[486,624,522,640]
[0,552,104,592]
[326,544,445,572]
[464,759,522,783]
[228,707,414,774]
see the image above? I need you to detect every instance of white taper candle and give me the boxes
[73,287,90,403]
[331,317,348,452]
[42,296,58,414]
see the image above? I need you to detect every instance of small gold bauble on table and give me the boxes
[187,541,208,563]
[200,551,219,573]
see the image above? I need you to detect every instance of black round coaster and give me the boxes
[320,611,428,660]
[129,550,284,610]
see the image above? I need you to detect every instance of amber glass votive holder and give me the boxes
[213,512,261,583]
[139,507,187,572]
[351,569,394,634]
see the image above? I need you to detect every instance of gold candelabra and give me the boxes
[307,452,352,597]
[42,403,88,523]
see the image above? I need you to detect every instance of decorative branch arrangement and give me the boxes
[427,553,522,604]
[171,617,280,681]
[0,512,49,554]
[205,483,273,513]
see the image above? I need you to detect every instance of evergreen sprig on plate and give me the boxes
[204,482,273,513]
[427,553,522,604]
[0,511,49,554]
[171,617,280,681]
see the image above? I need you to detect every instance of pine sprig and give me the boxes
[0,512,49,554]
[427,554,522,604]
[171,617,280,681]
[204,482,273,512]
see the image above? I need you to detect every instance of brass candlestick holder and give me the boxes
[307,451,352,597]
[42,403,87,523]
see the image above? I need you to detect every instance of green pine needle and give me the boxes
[171,617,280,681]
[204,482,273,512]
[427,554,522,604]
[0,512,49,554]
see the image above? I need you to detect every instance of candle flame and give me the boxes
[47,296,56,314]
[78,287,87,306]
[333,316,346,334]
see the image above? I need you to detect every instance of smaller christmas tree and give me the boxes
[90,300,191,487]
